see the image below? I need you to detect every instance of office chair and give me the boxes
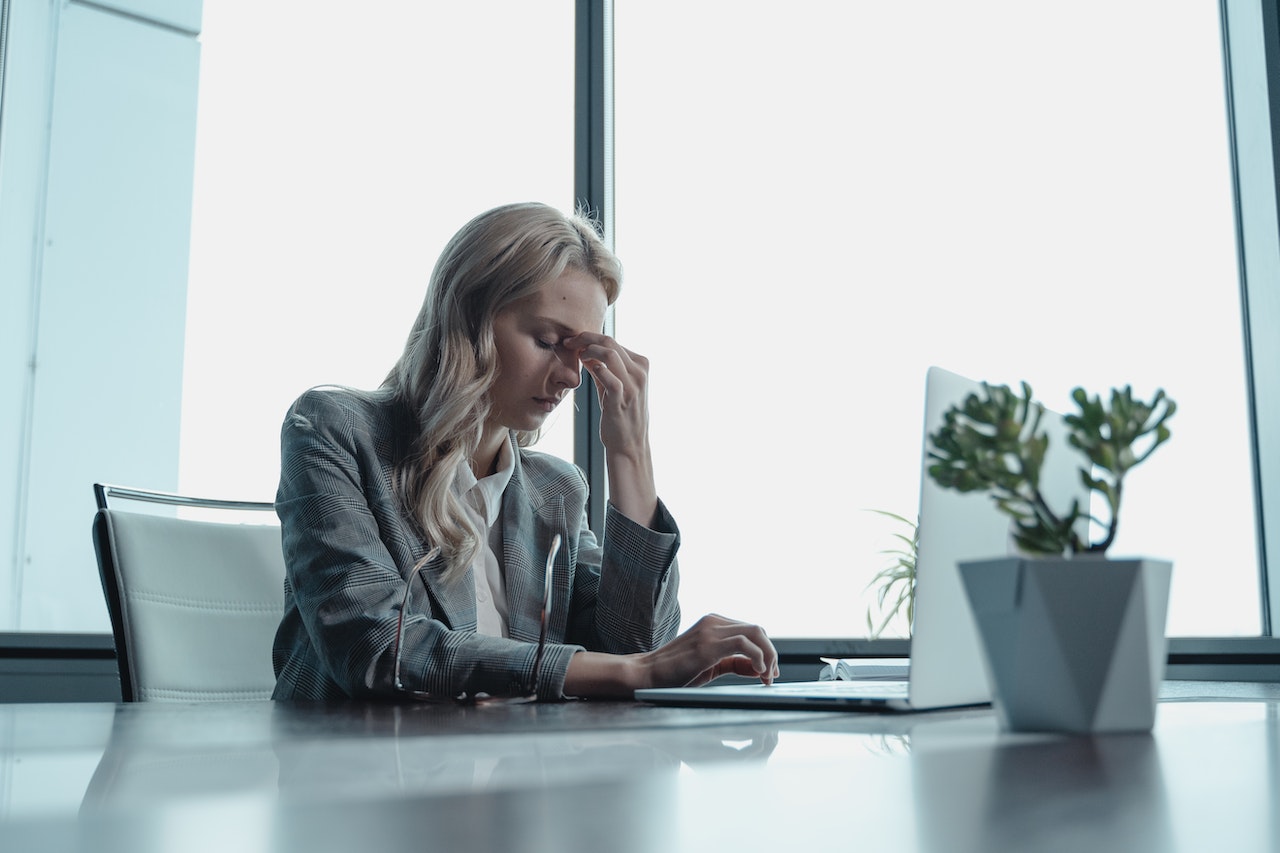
[92,483,285,702]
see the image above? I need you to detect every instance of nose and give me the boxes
[553,346,582,390]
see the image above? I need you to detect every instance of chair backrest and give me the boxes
[92,483,286,702]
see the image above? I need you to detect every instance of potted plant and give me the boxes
[927,381,1176,733]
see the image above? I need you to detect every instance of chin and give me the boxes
[509,412,550,433]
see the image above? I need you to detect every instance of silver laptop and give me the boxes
[636,365,1085,713]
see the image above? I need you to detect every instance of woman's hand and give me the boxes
[564,331,650,457]
[563,614,779,698]
[634,613,779,689]
[563,331,657,526]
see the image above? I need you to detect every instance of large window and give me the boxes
[614,0,1257,637]
[3,0,1277,645]
[181,1,579,505]
[0,1,575,634]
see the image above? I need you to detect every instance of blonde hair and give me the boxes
[384,202,621,583]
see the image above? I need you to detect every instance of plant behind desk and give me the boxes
[864,509,918,639]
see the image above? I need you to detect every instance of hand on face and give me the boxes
[564,331,650,458]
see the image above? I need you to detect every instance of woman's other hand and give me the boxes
[564,331,650,458]
[563,331,658,527]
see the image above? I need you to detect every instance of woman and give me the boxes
[271,202,776,700]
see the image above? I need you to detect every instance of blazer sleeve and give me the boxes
[564,498,682,655]
[273,390,581,700]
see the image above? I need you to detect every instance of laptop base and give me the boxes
[636,680,989,714]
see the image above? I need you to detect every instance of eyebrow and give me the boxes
[531,316,580,337]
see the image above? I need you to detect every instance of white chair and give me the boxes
[91,483,285,702]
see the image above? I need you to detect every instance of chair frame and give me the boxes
[92,482,278,701]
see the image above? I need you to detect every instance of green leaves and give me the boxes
[864,510,918,639]
[928,382,1042,498]
[927,381,1175,556]
[1063,385,1175,552]
[928,381,1080,555]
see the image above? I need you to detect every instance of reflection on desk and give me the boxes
[2,682,1278,853]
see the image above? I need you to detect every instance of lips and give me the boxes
[534,396,560,413]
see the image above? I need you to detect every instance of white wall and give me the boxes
[0,0,202,631]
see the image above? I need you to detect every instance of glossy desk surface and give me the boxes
[2,681,1278,853]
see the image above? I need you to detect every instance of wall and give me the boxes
[0,0,202,637]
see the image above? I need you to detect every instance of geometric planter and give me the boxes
[958,557,1173,734]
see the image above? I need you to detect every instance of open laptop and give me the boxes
[636,365,1085,713]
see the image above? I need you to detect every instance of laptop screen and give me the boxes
[909,366,1085,709]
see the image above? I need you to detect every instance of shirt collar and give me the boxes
[454,436,515,526]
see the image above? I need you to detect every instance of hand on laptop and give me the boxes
[564,613,777,698]
[635,613,779,688]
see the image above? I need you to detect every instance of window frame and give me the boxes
[574,0,613,532]
[1225,0,1280,633]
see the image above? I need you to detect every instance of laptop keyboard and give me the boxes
[770,680,910,698]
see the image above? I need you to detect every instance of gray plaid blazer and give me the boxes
[270,386,681,701]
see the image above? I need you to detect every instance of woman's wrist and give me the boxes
[563,650,647,698]
[604,449,659,528]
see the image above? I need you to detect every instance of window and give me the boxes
[182,1,579,504]
[0,1,575,633]
[614,0,1257,636]
[3,0,1276,645]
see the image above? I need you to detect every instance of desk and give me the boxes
[2,682,1277,852]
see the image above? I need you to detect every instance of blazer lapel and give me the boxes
[501,445,568,643]
[415,544,475,632]
[406,436,567,638]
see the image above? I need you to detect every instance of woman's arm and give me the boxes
[563,498,682,655]
[563,332,658,528]
[564,614,779,698]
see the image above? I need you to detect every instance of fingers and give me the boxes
[564,333,648,391]
[679,614,779,687]
[564,333,651,458]
[700,614,778,671]
[583,356,626,401]
[690,655,770,687]
[638,614,779,691]
[563,330,632,355]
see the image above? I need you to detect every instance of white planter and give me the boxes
[958,556,1173,734]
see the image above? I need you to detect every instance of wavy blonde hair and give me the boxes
[383,202,621,583]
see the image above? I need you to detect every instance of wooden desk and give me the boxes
[2,682,1277,852]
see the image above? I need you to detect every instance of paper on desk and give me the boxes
[818,658,910,681]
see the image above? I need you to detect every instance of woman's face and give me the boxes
[488,268,608,433]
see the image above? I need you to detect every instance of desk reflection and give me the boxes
[10,690,1271,853]
[271,702,780,799]
[911,722,1172,853]
[75,701,789,853]
[79,700,784,811]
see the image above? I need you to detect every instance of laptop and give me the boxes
[636,365,1085,713]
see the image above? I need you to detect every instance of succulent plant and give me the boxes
[927,382,1175,556]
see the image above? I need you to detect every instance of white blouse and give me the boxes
[452,440,515,637]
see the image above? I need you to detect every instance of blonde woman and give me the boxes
[272,202,777,701]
